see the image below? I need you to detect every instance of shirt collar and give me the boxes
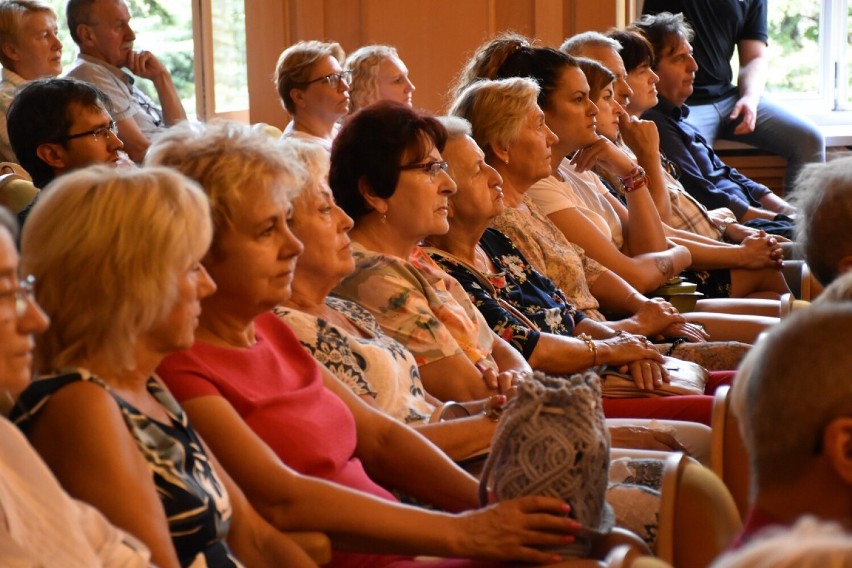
[76,53,134,85]
[653,96,690,120]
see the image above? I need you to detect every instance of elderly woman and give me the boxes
[275,138,500,461]
[344,45,415,112]
[150,120,582,568]
[10,168,317,568]
[0,207,151,566]
[454,37,780,344]
[276,139,711,463]
[326,101,743,426]
[0,0,63,161]
[274,40,350,151]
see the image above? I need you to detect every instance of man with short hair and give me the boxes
[0,0,63,162]
[642,0,824,191]
[631,12,796,236]
[7,77,127,225]
[730,304,852,545]
[64,0,185,162]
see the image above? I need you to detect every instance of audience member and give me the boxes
[11,166,317,568]
[631,12,796,236]
[7,77,127,228]
[344,44,415,112]
[275,40,349,151]
[642,0,825,191]
[0,0,62,161]
[64,0,186,162]
[150,120,586,568]
[793,156,852,286]
[0,205,151,567]
[729,304,852,547]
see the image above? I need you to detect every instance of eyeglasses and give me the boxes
[400,160,449,182]
[0,275,35,318]
[300,70,352,90]
[61,121,118,143]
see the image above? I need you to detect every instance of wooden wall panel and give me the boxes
[244,0,634,126]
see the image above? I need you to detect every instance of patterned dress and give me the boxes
[12,370,240,568]
[274,297,434,424]
[427,228,585,360]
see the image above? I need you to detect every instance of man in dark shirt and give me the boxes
[642,0,824,190]
[631,12,796,236]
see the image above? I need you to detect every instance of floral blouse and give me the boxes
[333,242,498,371]
[491,196,608,321]
[427,228,585,360]
[274,297,434,424]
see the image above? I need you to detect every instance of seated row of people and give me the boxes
[2,113,851,565]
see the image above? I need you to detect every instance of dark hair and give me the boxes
[575,58,615,103]
[65,0,97,45]
[493,47,578,113]
[630,12,693,67]
[7,77,111,188]
[329,100,447,222]
[450,34,578,114]
[607,28,655,73]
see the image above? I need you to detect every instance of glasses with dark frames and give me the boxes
[60,121,118,143]
[399,160,449,182]
[300,70,352,90]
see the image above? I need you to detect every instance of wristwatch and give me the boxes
[717,217,736,238]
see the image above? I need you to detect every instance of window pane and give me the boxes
[766,0,822,96]
[211,0,248,113]
[49,0,196,119]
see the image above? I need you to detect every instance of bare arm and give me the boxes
[418,353,498,401]
[180,393,576,562]
[546,207,691,292]
[321,369,480,512]
[619,115,672,222]
[27,382,182,568]
[115,117,152,163]
[209,443,318,567]
[127,50,187,126]
[732,39,768,135]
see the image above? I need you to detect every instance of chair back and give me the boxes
[656,452,741,568]
[711,385,751,517]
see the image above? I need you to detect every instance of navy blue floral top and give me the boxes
[12,371,241,568]
[428,228,585,359]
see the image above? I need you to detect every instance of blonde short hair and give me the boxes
[146,120,307,256]
[448,77,540,163]
[21,166,212,373]
[274,40,345,114]
[0,0,55,70]
[344,44,398,113]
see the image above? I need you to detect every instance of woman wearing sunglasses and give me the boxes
[275,40,351,152]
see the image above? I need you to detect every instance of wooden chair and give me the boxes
[604,544,673,568]
[710,385,751,518]
[0,162,37,215]
[655,453,741,568]
[286,531,332,565]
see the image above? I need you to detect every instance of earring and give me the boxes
[381,209,388,223]
[504,157,509,165]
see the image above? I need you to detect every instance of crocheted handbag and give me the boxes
[479,371,614,558]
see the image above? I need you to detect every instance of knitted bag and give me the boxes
[479,371,614,558]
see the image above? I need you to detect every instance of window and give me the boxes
[48,0,248,121]
[765,0,851,111]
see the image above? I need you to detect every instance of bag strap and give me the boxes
[423,246,540,331]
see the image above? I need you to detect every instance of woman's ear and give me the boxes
[289,87,308,110]
[822,417,852,484]
[357,177,387,216]
[490,142,510,166]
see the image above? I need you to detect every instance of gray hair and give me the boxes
[792,156,852,285]
[560,31,621,56]
[733,305,852,488]
[344,44,399,112]
[436,116,472,141]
